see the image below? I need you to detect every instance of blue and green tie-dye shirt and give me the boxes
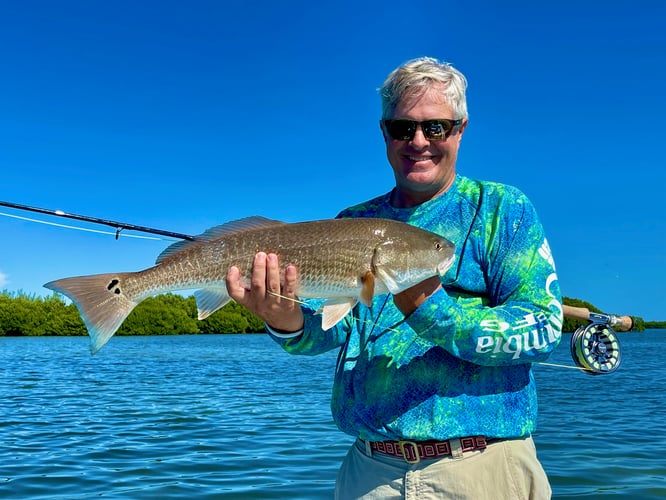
[271,175,562,441]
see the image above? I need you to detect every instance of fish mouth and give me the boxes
[437,254,456,275]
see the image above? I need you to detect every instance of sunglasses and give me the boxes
[382,118,463,141]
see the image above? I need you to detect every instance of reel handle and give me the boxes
[563,305,633,332]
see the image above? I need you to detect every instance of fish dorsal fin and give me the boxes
[198,216,287,238]
[156,216,286,264]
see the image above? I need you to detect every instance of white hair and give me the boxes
[379,57,468,119]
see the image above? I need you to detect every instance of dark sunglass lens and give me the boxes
[422,120,449,140]
[386,120,415,140]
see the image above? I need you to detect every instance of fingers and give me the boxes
[228,252,272,304]
[226,265,247,303]
[265,253,282,296]
[249,252,269,298]
[226,252,304,332]
[283,262,298,298]
[250,252,296,301]
[393,275,442,317]
[250,252,283,299]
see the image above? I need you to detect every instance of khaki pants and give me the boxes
[335,436,551,500]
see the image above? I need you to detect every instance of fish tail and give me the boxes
[44,272,140,354]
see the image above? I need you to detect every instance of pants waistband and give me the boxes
[357,436,502,464]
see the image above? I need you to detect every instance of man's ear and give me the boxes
[379,119,389,143]
[455,119,468,143]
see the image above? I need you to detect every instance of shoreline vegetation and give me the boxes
[0,290,661,338]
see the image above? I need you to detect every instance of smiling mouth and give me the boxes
[407,155,433,162]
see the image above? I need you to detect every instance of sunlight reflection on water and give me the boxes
[1,332,665,499]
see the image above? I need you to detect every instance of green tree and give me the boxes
[117,294,200,336]
[0,292,46,336]
[200,311,250,334]
[0,293,27,336]
[39,294,86,336]
[222,301,265,332]
[0,290,657,336]
[563,297,645,333]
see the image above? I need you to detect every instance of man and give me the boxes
[226,57,562,499]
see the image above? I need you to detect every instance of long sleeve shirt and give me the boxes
[269,175,563,441]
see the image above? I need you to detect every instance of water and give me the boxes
[1,332,665,499]
[535,330,666,499]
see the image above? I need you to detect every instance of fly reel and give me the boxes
[570,317,622,375]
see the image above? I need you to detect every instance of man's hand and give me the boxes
[226,252,304,333]
[392,276,442,317]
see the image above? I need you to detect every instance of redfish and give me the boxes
[45,216,455,353]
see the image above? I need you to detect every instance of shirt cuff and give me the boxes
[265,323,304,339]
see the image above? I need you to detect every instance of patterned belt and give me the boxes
[359,436,494,464]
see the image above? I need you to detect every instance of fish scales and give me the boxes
[44,217,455,353]
[141,219,384,297]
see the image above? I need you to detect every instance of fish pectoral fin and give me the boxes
[374,265,403,295]
[316,298,357,330]
[194,288,232,320]
[360,271,375,307]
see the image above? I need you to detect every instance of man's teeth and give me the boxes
[409,156,430,161]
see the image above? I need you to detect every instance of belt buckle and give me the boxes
[398,440,421,464]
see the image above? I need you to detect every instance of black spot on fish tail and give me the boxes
[43,272,139,354]
[106,279,121,294]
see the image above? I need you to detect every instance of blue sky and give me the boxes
[1,1,664,321]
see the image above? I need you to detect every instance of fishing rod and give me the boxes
[1,199,633,375]
[0,200,197,241]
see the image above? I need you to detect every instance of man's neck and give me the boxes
[391,180,454,209]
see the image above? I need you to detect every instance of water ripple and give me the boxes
[2,333,665,498]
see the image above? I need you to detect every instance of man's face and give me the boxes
[382,86,467,208]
